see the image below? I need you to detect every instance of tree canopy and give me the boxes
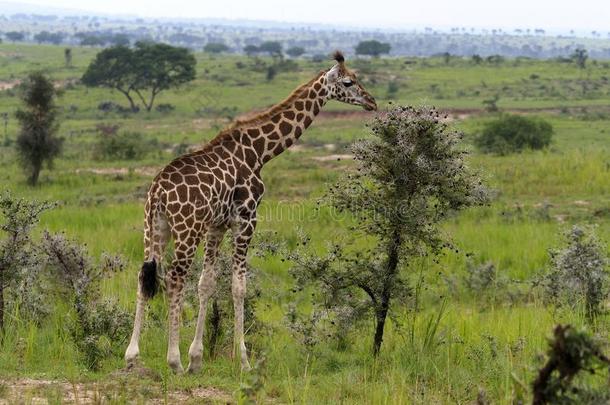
[259,41,283,57]
[204,43,229,53]
[81,43,196,112]
[5,31,24,42]
[286,46,305,58]
[355,40,391,57]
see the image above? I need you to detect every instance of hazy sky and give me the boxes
[19,0,610,32]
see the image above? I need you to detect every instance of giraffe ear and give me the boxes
[326,64,341,82]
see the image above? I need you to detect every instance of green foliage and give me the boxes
[286,46,305,58]
[0,192,54,330]
[571,48,588,69]
[533,324,610,405]
[15,72,63,186]
[386,80,400,98]
[542,225,609,320]
[243,44,259,57]
[5,31,24,42]
[482,94,500,112]
[236,355,267,404]
[475,114,553,155]
[94,129,157,161]
[81,46,139,111]
[258,41,282,57]
[287,106,489,355]
[42,231,131,370]
[265,65,277,82]
[63,47,72,67]
[204,43,229,54]
[355,40,391,57]
[33,31,64,45]
[82,43,196,111]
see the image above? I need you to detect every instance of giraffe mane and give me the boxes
[204,70,326,147]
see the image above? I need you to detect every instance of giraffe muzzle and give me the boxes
[363,96,378,111]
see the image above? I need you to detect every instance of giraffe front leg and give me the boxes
[187,229,225,374]
[232,265,250,371]
[231,218,255,371]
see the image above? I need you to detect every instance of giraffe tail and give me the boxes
[140,184,163,299]
[140,259,159,299]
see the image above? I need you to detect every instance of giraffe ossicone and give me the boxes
[124,50,377,373]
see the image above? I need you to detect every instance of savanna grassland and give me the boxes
[0,44,609,404]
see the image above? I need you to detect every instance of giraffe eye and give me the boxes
[342,79,354,87]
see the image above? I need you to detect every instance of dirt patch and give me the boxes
[0,376,232,404]
[311,154,353,162]
[0,80,20,91]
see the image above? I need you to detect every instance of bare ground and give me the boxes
[0,373,233,404]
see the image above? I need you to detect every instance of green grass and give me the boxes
[0,44,609,403]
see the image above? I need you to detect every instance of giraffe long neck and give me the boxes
[245,74,328,167]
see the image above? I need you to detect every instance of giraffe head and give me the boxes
[325,51,377,111]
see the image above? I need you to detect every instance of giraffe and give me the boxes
[124,51,377,373]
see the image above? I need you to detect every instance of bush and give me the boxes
[0,192,54,330]
[155,103,175,113]
[42,231,131,370]
[533,324,610,404]
[541,225,609,320]
[475,114,553,155]
[97,101,138,114]
[94,130,156,160]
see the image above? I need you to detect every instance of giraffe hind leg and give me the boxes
[125,211,170,367]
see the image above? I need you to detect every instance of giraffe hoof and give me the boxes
[125,355,140,370]
[187,354,203,374]
[186,363,201,374]
[168,360,184,374]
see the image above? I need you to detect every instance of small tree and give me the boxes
[5,31,24,43]
[286,46,305,58]
[258,41,282,58]
[542,225,608,320]
[288,106,488,355]
[204,43,229,54]
[571,48,588,69]
[0,193,53,331]
[64,48,72,67]
[244,45,259,57]
[355,40,391,57]
[15,72,63,186]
